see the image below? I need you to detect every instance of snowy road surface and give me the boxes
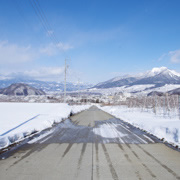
[0,106,180,180]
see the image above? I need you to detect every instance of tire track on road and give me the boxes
[62,143,73,158]
[117,144,142,180]
[75,143,87,178]
[95,143,100,179]
[118,124,147,144]
[101,144,119,180]
[136,144,180,180]
[125,144,157,179]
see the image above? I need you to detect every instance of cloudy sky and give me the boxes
[0,0,180,84]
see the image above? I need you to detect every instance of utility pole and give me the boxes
[78,78,80,101]
[178,95,180,120]
[64,58,67,103]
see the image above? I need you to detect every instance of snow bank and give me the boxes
[100,106,180,147]
[0,103,90,149]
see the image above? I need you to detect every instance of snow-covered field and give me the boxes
[1,102,180,150]
[84,84,180,95]
[151,84,180,93]
[85,85,155,95]
[0,103,90,149]
[100,105,180,147]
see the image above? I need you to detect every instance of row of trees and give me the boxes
[113,94,180,118]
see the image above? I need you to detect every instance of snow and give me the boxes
[111,75,130,82]
[151,67,167,74]
[0,103,90,149]
[100,105,180,147]
[93,123,125,139]
[87,84,155,95]
[142,67,180,78]
[90,84,180,95]
[171,70,180,77]
[1,102,180,150]
[28,129,54,144]
[88,67,180,96]
[148,84,180,93]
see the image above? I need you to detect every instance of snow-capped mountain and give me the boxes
[94,67,180,89]
[132,67,180,85]
[0,76,92,93]
[143,67,169,77]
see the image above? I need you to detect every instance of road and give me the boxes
[0,106,180,180]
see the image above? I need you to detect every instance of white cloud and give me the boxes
[39,43,57,56]
[157,49,180,63]
[22,67,65,81]
[2,66,83,82]
[0,41,73,65]
[0,41,35,64]
[57,42,73,51]
[169,49,180,63]
[157,53,167,61]
[40,42,73,56]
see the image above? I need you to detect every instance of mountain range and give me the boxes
[0,75,92,93]
[93,67,180,89]
[1,67,180,95]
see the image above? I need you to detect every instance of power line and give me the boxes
[29,0,71,101]
[34,0,60,45]
[29,0,67,55]
[32,0,58,44]
[29,0,55,44]
[24,0,70,99]
[12,0,49,56]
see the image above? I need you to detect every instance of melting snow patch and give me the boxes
[93,123,126,138]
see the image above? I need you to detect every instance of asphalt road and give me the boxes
[0,106,180,180]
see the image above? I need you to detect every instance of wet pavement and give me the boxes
[0,106,180,180]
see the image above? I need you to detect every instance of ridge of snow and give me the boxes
[151,66,167,73]
[111,74,132,82]
[170,70,180,77]
[141,67,180,79]
[143,67,167,77]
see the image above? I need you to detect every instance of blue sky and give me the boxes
[0,0,180,84]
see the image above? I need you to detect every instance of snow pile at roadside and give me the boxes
[0,103,90,149]
[100,106,180,147]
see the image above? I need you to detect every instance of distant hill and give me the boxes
[168,88,180,95]
[0,76,93,93]
[0,83,46,96]
[147,91,164,96]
